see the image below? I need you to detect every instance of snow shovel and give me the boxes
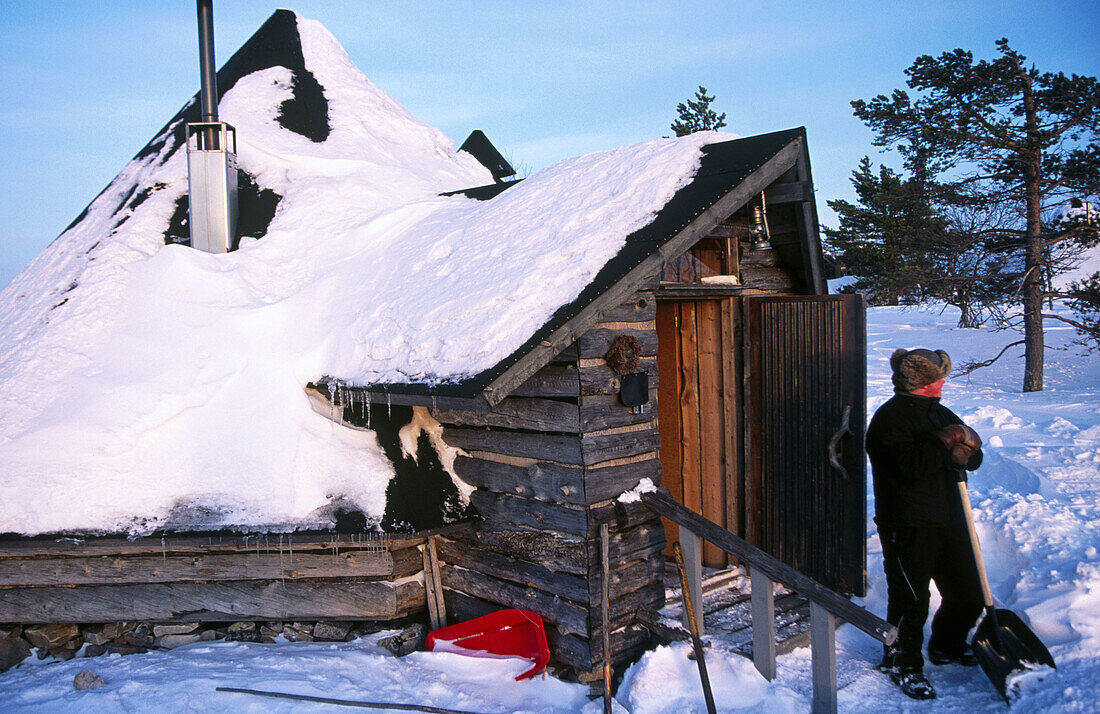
[957,480,1056,701]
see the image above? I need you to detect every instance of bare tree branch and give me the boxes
[956,340,1026,376]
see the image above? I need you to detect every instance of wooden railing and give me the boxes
[641,490,896,714]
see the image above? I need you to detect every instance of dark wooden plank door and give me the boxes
[743,294,866,595]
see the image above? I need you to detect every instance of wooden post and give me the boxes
[423,536,446,631]
[679,527,704,635]
[751,567,776,680]
[600,523,612,714]
[811,600,838,714]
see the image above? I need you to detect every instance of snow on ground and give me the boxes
[4,302,1099,711]
[0,10,725,536]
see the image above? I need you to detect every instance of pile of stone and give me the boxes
[0,619,425,673]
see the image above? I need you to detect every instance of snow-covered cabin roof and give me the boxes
[0,11,824,537]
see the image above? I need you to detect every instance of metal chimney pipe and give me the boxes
[196,0,218,125]
[186,0,237,253]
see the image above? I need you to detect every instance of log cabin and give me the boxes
[0,9,867,680]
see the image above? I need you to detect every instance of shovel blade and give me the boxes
[971,608,1056,701]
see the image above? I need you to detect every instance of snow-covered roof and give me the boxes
[0,11,818,536]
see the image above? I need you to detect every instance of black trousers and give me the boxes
[880,524,984,669]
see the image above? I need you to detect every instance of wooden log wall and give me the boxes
[435,288,666,675]
[0,533,425,623]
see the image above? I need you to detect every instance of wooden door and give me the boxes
[656,298,739,567]
[742,294,866,595]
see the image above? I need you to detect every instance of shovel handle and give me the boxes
[957,481,995,610]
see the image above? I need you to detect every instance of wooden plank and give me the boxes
[508,365,581,398]
[586,581,665,644]
[441,564,588,636]
[0,533,422,560]
[581,456,662,505]
[740,266,795,292]
[435,537,590,603]
[578,394,657,431]
[641,490,896,645]
[751,569,777,680]
[581,426,660,468]
[432,397,580,433]
[811,601,838,714]
[425,537,446,630]
[763,180,812,205]
[549,623,653,672]
[0,550,400,588]
[447,524,588,575]
[579,358,658,397]
[600,523,611,683]
[309,384,490,413]
[655,301,682,554]
[722,298,741,544]
[443,428,583,465]
[679,529,704,634]
[742,297,763,547]
[578,328,660,361]
[679,302,702,516]
[0,580,420,623]
[697,298,726,567]
[587,497,662,536]
[470,491,588,537]
[453,455,585,505]
[596,291,656,324]
[655,284,743,300]
[584,523,666,570]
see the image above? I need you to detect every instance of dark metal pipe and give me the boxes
[196,0,218,125]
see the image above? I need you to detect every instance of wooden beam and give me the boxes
[432,397,580,433]
[453,455,586,506]
[751,569,777,680]
[811,601,838,714]
[0,550,403,588]
[763,181,812,205]
[0,533,423,559]
[679,529,704,635]
[0,580,423,623]
[641,490,895,645]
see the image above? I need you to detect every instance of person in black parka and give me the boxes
[866,348,985,701]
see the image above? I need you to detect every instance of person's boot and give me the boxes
[928,646,978,666]
[887,666,936,700]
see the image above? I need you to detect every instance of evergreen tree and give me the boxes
[670,86,727,137]
[853,39,1100,391]
[823,158,942,307]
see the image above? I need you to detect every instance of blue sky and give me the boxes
[1,1,1097,288]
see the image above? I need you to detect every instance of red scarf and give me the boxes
[911,379,945,398]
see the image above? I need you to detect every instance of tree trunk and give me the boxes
[1020,66,1045,392]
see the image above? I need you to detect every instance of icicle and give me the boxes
[328,381,337,421]
[278,534,285,584]
[387,389,392,419]
[161,536,167,561]
[365,394,371,428]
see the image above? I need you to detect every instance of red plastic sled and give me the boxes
[426,609,551,680]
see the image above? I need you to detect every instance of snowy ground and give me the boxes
[4,302,1099,711]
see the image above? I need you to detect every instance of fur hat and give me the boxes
[890,348,952,392]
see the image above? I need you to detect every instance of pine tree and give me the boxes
[853,39,1100,391]
[823,158,943,307]
[670,86,727,137]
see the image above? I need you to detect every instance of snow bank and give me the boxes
[0,13,722,535]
